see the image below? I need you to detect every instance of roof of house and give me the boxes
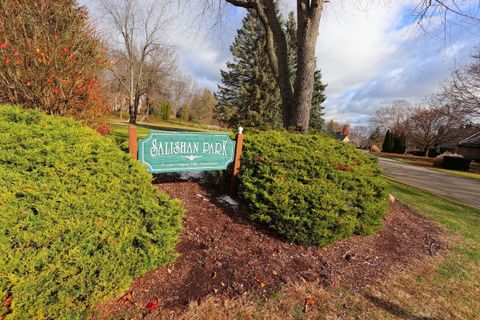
[334,132,347,141]
[458,131,480,148]
[439,127,480,148]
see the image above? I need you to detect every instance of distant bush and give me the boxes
[392,134,406,154]
[433,152,461,168]
[0,106,183,319]
[151,101,173,120]
[239,130,388,247]
[442,155,471,171]
[177,104,191,122]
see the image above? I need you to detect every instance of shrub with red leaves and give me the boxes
[0,0,110,129]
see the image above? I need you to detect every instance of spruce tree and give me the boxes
[382,130,394,152]
[215,11,282,128]
[216,11,326,130]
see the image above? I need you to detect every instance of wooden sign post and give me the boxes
[230,127,244,196]
[128,125,137,160]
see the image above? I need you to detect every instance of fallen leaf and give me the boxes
[304,297,315,312]
[272,270,278,275]
[2,296,12,308]
[119,292,133,304]
[305,297,315,306]
[146,301,159,312]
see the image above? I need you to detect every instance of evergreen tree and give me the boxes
[215,11,282,128]
[382,130,394,152]
[177,104,190,122]
[310,70,327,130]
[216,11,326,130]
[393,134,407,154]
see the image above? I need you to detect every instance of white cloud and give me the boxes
[316,0,479,126]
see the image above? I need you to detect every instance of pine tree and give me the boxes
[216,11,326,130]
[382,130,394,152]
[215,11,282,129]
[310,70,327,130]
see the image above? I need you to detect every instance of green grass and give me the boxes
[430,167,480,181]
[108,119,228,143]
[387,178,480,243]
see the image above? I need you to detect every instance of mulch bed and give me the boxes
[95,180,445,319]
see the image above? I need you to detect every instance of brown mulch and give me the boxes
[95,180,446,319]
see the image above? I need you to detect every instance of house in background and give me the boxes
[457,132,480,161]
[438,127,480,158]
[334,131,350,143]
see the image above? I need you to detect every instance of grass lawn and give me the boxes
[179,179,480,319]
[430,167,480,181]
[108,118,228,143]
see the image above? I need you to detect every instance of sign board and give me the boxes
[138,132,236,173]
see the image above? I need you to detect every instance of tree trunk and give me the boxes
[424,146,430,157]
[128,103,136,124]
[292,0,324,133]
[255,1,294,126]
[226,0,324,133]
[132,92,140,124]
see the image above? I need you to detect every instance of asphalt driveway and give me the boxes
[378,157,480,208]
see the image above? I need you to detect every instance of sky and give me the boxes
[81,0,480,127]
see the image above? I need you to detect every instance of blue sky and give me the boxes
[82,0,479,127]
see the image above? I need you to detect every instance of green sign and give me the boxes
[138,132,236,173]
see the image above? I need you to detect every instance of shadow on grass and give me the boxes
[363,293,438,320]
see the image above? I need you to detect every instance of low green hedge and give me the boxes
[0,106,183,319]
[239,130,387,246]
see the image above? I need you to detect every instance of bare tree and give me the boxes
[435,49,480,125]
[350,125,370,146]
[100,0,173,123]
[142,48,179,117]
[415,0,480,26]
[407,105,455,156]
[369,100,411,136]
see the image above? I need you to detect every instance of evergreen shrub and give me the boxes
[0,106,183,319]
[442,156,472,171]
[382,130,394,152]
[239,130,388,247]
[392,134,407,154]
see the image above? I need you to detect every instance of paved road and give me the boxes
[378,157,480,208]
